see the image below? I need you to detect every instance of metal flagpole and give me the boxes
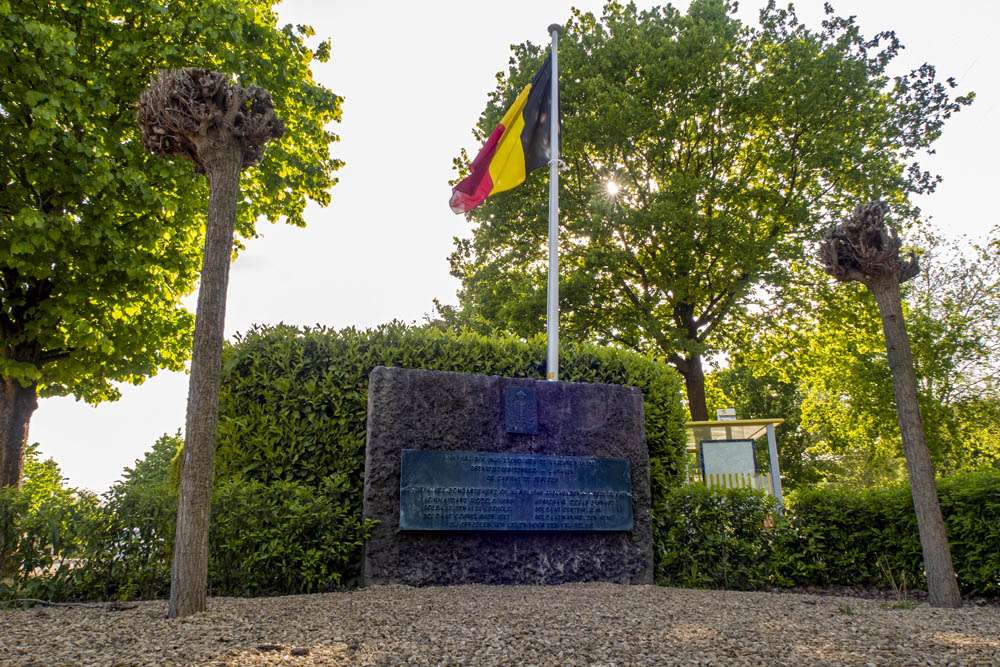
[546,23,561,381]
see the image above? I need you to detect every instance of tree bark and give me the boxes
[0,377,38,489]
[168,146,241,619]
[678,354,709,422]
[869,275,963,608]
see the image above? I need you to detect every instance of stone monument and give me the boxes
[362,366,654,585]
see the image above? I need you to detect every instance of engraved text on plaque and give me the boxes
[399,450,633,531]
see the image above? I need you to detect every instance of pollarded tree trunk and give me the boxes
[0,377,38,489]
[819,201,962,609]
[869,273,961,608]
[138,68,284,618]
[168,145,242,618]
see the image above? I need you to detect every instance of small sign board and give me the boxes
[400,449,633,531]
[699,439,757,478]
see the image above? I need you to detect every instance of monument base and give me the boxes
[362,367,653,586]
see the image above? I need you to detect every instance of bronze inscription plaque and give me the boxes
[399,449,633,531]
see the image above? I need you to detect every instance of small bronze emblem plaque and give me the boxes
[399,449,633,531]
[504,386,538,434]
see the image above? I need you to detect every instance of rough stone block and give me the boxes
[362,366,653,586]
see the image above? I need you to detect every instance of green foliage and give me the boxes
[0,444,99,601]
[775,485,921,588]
[731,228,1000,485]
[445,0,971,416]
[123,431,183,492]
[0,439,180,601]
[214,322,689,508]
[209,475,375,595]
[14,315,680,602]
[0,0,342,485]
[654,484,780,590]
[652,470,999,596]
[706,363,829,490]
[936,470,1000,595]
[5,443,997,600]
[2,434,374,601]
[67,433,182,600]
[7,323,685,601]
[779,471,1000,595]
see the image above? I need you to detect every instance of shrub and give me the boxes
[1,438,180,603]
[936,470,1000,594]
[7,324,685,601]
[209,323,687,590]
[3,438,374,601]
[67,471,373,600]
[926,470,999,595]
[71,432,374,599]
[654,484,780,590]
[208,475,375,596]
[776,471,1000,595]
[0,444,100,601]
[69,434,181,601]
[774,485,910,587]
[653,470,1000,596]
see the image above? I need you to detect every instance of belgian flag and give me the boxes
[450,55,557,214]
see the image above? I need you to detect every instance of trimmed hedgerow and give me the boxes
[774,484,921,589]
[4,324,685,602]
[653,470,1000,596]
[654,484,780,591]
[208,474,374,595]
[937,470,1000,595]
[212,322,689,509]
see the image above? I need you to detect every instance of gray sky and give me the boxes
[31,0,1000,493]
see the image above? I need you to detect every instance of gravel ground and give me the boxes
[2,584,999,665]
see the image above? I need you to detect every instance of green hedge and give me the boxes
[214,322,689,508]
[1,479,372,602]
[653,470,1000,596]
[940,470,1000,594]
[208,475,373,595]
[776,485,921,588]
[7,433,996,600]
[654,484,780,591]
[0,444,104,602]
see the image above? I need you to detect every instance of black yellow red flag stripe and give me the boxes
[450,55,556,214]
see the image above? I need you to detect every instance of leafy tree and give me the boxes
[818,200,961,608]
[730,226,1000,483]
[445,0,971,420]
[120,431,183,493]
[0,0,342,488]
[706,361,828,491]
[908,230,1000,471]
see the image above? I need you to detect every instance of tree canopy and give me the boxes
[728,227,1000,485]
[0,0,342,487]
[444,0,971,420]
[705,359,827,491]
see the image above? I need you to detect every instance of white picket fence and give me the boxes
[691,471,773,494]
